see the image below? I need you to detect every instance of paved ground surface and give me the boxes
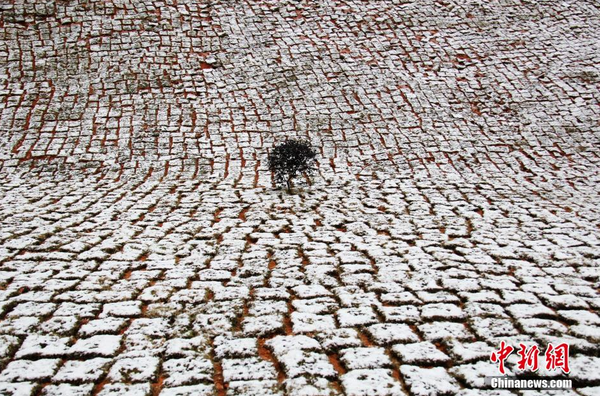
[1,0,600,395]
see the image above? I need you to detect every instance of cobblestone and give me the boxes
[0,0,599,395]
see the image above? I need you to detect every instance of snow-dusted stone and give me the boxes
[100,301,142,317]
[0,317,40,335]
[242,315,283,336]
[7,302,56,317]
[417,291,460,303]
[163,357,213,386]
[121,333,166,357]
[558,310,600,325]
[284,376,340,396]
[392,342,450,364]
[506,304,555,319]
[366,323,419,345]
[214,336,257,359]
[340,347,392,369]
[41,383,94,396]
[460,291,503,304]
[337,307,378,327]
[567,355,600,383]
[53,303,100,318]
[419,322,473,342]
[293,285,333,298]
[292,298,337,314]
[501,290,541,304]
[341,369,404,396]
[518,318,568,337]
[171,289,208,304]
[470,318,519,339]
[579,387,600,396]
[400,365,460,396]
[0,335,19,358]
[336,288,379,307]
[541,294,589,309]
[222,357,277,382]
[69,335,122,357]
[108,356,159,382]
[193,314,234,334]
[381,292,422,305]
[0,382,36,396]
[291,312,336,333]
[227,380,282,396]
[421,303,466,320]
[248,300,288,316]
[570,324,600,342]
[214,286,250,301]
[445,340,494,363]
[39,316,80,335]
[266,335,322,356]
[278,350,337,378]
[464,303,508,318]
[126,318,171,338]
[316,329,363,352]
[450,361,508,387]
[15,334,70,358]
[0,359,60,381]
[379,306,421,323]
[139,285,174,302]
[254,287,290,300]
[97,383,151,396]
[79,317,128,336]
[160,384,215,396]
[53,358,112,382]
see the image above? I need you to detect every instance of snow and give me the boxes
[164,336,210,358]
[341,369,405,396]
[159,384,215,396]
[291,312,336,333]
[366,323,419,344]
[53,358,112,382]
[400,365,460,396]
[316,329,363,352]
[69,335,122,357]
[0,359,60,381]
[340,347,392,369]
[379,306,421,323]
[108,356,160,382]
[418,321,474,342]
[337,307,378,327]
[42,383,95,396]
[277,350,337,378]
[242,315,284,336]
[227,380,282,396]
[214,336,258,359]
[284,376,340,396]
[163,357,213,386]
[97,383,151,396]
[449,361,508,388]
[222,357,277,381]
[0,382,36,396]
[79,317,128,336]
[392,342,450,365]
[100,301,142,317]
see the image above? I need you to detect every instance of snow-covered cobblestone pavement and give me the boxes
[1,0,600,395]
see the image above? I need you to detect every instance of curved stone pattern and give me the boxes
[0,0,599,395]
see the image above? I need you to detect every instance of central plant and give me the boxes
[268,139,317,193]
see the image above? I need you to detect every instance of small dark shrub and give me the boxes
[268,139,317,193]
